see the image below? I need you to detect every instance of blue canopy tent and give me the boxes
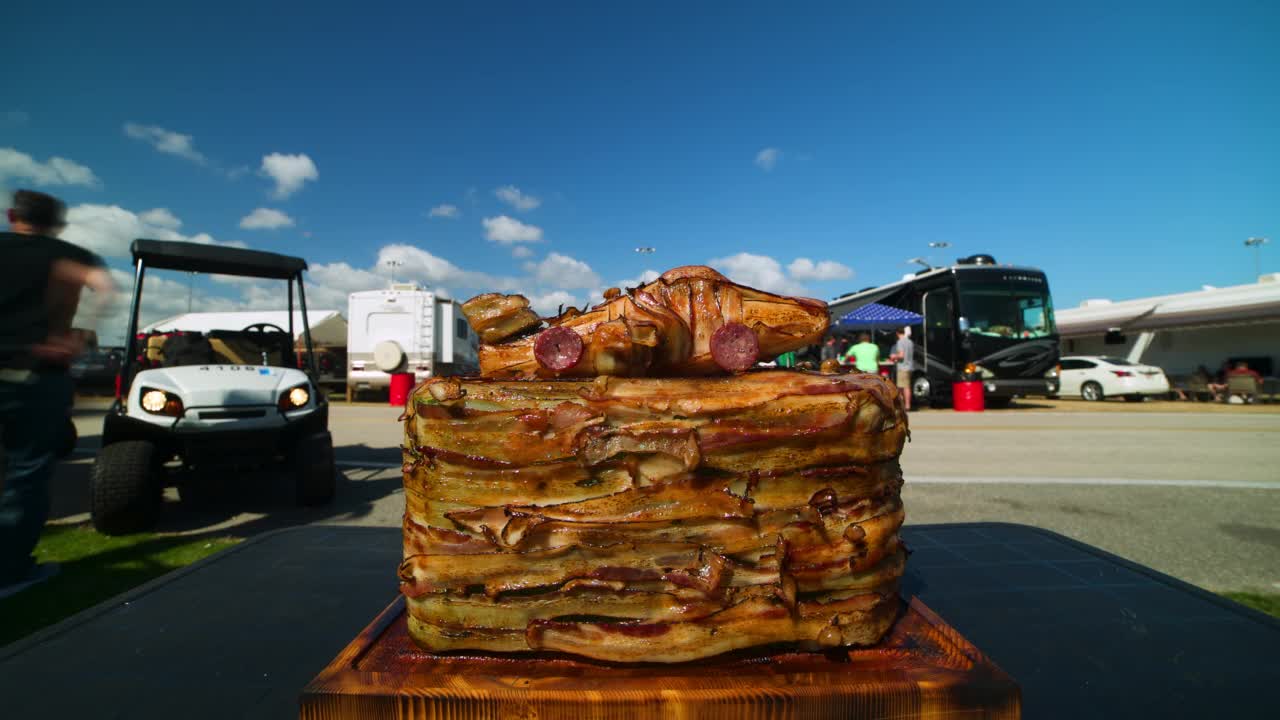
[835,303,923,331]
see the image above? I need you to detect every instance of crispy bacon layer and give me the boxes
[525,591,900,663]
[400,368,909,662]
[399,543,721,597]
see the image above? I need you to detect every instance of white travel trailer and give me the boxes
[345,283,478,399]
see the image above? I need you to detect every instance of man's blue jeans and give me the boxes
[0,370,72,585]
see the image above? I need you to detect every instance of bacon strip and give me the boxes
[526,591,899,663]
[461,293,542,344]
[406,586,724,630]
[408,460,633,507]
[399,543,719,597]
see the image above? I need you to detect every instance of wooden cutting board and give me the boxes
[300,596,1019,719]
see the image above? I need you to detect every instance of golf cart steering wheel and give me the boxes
[242,322,288,335]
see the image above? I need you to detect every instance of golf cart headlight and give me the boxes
[141,390,166,413]
[140,387,183,416]
[279,384,310,410]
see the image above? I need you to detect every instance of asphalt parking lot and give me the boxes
[56,398,1280,595]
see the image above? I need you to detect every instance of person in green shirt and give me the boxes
[841,332,880,373]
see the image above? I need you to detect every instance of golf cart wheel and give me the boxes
[91,441,163,535]
[294,431,336,506]
[1081,381,1105,402]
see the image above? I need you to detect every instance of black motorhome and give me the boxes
[829,254,1060,407]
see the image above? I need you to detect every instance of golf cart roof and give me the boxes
[131,239,308,280]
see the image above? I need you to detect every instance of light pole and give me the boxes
[1245,237,1268,280]
[926,241,951,267]
[383,259,404,284]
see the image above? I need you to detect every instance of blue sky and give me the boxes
[4,1,1277,342]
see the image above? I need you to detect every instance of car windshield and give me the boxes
[957,279,1056,338]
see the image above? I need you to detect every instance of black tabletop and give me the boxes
[0,523,1274,719]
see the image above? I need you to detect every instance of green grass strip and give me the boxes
[0,524,238,647]
[1221,592,1280,619]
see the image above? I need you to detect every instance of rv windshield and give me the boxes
[957,280,1056,339]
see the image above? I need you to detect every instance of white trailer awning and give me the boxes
[1057,276,1280,336]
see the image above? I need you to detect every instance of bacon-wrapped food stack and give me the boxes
[399,268,909,663]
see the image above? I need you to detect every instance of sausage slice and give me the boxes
[533,326,585,372]
[709,322,759,372]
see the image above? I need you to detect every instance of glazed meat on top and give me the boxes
[462,265,829,378]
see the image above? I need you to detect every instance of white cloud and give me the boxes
[511,246,534,259]
[85,264,253,345]
[429,203,460,219]
[239,207,295,230]
[61,204,245,259]
[0,147,100,187]
[527,291,580,316]
[301,261,392,309]
[377,244,522,292]
[708,252,806,295]
[138,208,182,230]
[582,269,662,307]
[617,269,661,289]
[788,257,852,282]
[260,152,318,198]
[123,123,206,164]
[528,252,601,289]
[482,215,543,245]
[754,147,781,171]
[494,185,541,211]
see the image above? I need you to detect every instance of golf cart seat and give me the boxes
[161,333,217,367]
[206,329,293,367]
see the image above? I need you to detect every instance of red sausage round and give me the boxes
[533,326,584,372]
[710,322,759,372]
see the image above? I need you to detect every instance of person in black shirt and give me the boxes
[1,189,114,596]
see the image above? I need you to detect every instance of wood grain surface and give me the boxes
[300,596,1020,719]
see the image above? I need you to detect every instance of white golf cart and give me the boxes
[92,239,335,534]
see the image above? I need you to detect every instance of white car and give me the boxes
[1058,355,1170,402]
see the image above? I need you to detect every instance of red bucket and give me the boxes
[389,372,415,406]
[952,381,985,412]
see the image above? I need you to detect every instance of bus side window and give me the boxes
[925,291,953,328]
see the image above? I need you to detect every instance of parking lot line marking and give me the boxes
[908,476,1280,490]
